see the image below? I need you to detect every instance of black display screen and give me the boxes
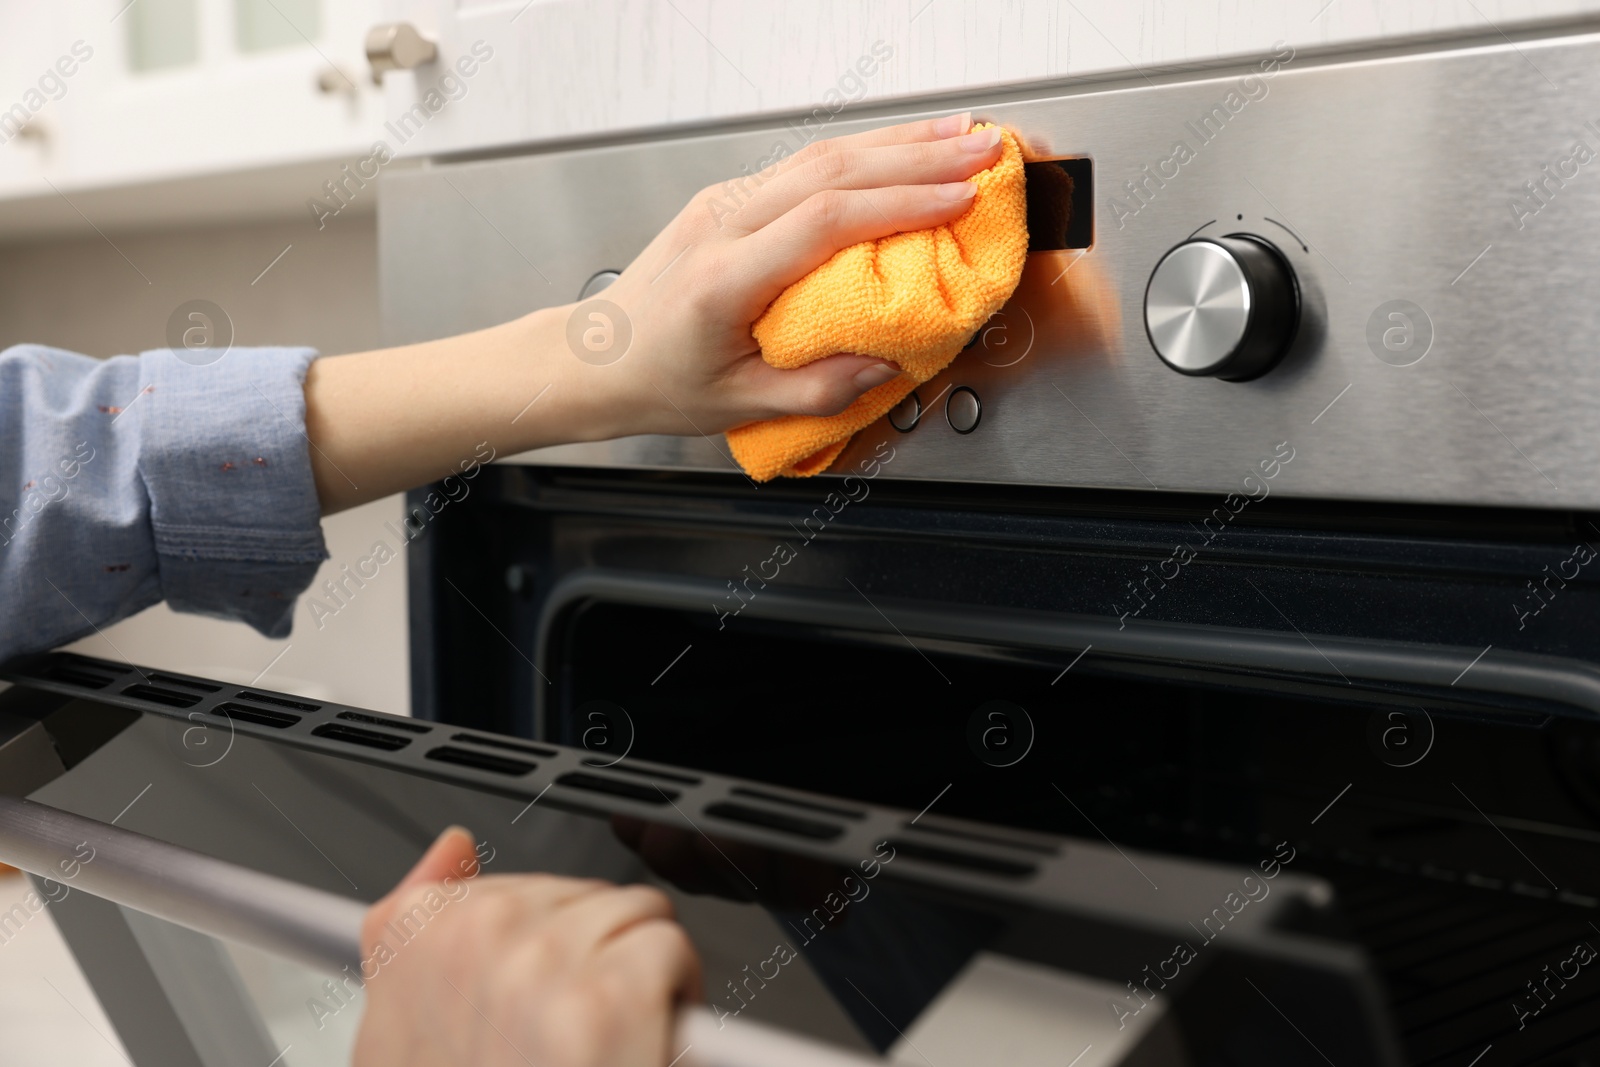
[1024,157,1093,250]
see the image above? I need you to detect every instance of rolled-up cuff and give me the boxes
[136,345,329,637]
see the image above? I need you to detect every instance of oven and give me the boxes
[375,19,1600,1066]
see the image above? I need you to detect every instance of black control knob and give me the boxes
[1143,234,1299,381]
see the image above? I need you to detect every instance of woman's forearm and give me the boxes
[303,304,630,513]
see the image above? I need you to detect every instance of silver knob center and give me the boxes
[1145,242,1251,373]
[1143,234,1299,381]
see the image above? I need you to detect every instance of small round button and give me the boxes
[946,386,982,434]
[578,270,621,300]
[1143,234,1299,381]
[888,390,923,432]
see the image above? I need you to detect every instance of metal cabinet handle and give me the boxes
[365,22,438,84]
[0,795,879,1067]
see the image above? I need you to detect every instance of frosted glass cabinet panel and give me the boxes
[124,0,201,71]
[234,0,322,52]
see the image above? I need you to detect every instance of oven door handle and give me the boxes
[0,795,879,1067]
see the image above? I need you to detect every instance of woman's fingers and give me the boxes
[746,113,972,194]
[398,827,478,889]
[730,181,980,317]
[550,884,679,954]
[788,112,971,160]
[362,827,478,943]
[724,125,1001,234]
[601,917,703,1007]
[590,918,704,1065]
[731,353,903,420]
[530,918,702,1067]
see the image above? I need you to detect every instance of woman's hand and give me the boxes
[353,828,702,1067]
[304,114,1001,512]
[586,113,1002,436]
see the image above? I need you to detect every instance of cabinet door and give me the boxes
[0,0,385,219]
[375,0,1600,158]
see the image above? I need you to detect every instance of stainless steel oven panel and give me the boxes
[381,25,1600,509]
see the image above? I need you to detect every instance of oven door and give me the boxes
[408,464,1600,1067]
[0,664,1397,1067]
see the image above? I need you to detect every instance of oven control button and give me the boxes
[1143,234,1299,381]
[578,270,621,299]
[888,390,923,432]
[946,386,982,434]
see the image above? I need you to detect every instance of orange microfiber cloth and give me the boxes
[727,123,1029,480]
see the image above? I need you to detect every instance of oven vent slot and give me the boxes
[901,821,1061,856]
[210,702,300,729]
[310,723,412,751]
[556,772,676,804]
[44,664,116,690]
[122,684,203,709]
[62,653,128,674]
[148,674,221,693]
[729,787,865,820]
[235,690,321,712]
[338,711,431,734]
[450,733,557,758]
[886,839,1037,879]
[577,759,700,785]
[705,802,842,841]
[425,746,534,776]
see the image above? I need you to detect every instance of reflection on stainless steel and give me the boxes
[382,25,1600,506]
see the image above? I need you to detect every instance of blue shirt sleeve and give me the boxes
[0,342,329,662]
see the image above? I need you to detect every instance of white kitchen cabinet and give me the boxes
[0,0,386,236]
[376,0,1600,158]
[6,0,1598,238]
